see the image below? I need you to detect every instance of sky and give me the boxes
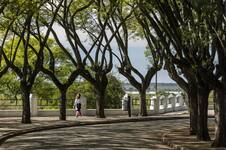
[51,25,174,83]
[117,45,174,83]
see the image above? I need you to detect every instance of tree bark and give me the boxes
[21,83,31,124]
[212,87,226,147]
[59,89,67,120]
[139,89,147,116]
[188,89,198,135]
[95,86,106,118]
[197,86,210,141]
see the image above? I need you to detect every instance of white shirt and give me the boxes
[74,98,81,108]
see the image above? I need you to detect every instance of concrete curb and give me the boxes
[0,116,190,145]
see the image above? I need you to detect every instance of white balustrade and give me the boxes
[30,94,38,116]
[150,96,159,114]
[81,96,87,115]
[0,93,188,117]
[167,94,176,112]
[159,95,167,113]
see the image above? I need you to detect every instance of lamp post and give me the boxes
[155,72,158,98]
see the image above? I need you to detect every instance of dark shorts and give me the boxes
[77,103,81,111]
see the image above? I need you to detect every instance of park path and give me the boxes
[0,111,220,149]
[0,119,190,149]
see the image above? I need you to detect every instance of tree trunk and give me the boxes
[59,89,67,120]
[95,87,106,118]
[212,87,226,147]
[21,83,31,124]
[188,89,198,135]
[139,89,147,116]
[197,86,210,141]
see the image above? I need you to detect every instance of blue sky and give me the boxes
[116,46,174,83]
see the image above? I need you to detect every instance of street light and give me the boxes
[155,71,158,98]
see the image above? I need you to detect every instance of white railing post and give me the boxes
[150,97,154,111]
[175,94,180,107]
[179,95,184,107]
[168,94,175,111]
[30,94,38,116]
[122,94,128,111]
[175,94,185,111]
[81,96,87,115]
[159,95,167,113]
[154,97,159,113]
[150,96,159,114]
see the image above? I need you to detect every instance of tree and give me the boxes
[40,38,80,120]
[194,0,226,146]
[48,0,127,118]
[0,0,11,95]
[139,0,212,140]
[108,1,162,116]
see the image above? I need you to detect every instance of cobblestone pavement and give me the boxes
[1,119,190,150]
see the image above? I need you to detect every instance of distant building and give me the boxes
[122,83,181,92]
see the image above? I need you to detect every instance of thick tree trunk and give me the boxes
[197,86,210,141]
[212,87,226,147]
[59,89,67,120]
[95,87,106,118]
[139,90,147,116]
[188,89,198,135]
[21,83,31,124]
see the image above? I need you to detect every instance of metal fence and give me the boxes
[0,99,22,110]
[38,99,74,109]
[132,99,152,109]
[0,99,75,110]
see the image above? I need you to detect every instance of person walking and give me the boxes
[74,93,82,117]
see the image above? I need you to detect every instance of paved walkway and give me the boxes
[0,111,224,149]
[2,119,187,149]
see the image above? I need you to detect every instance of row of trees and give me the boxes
[1,0,226,147]
[0,0,156,122]
[141,0,226,147]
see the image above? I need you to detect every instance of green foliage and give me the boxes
[0,71,20,99]
[0,71,59,101]
[4,37,40,69]
[32,73,58,100]
[68,74,125,109]
[105,74,125,108]
[43,40,75,83]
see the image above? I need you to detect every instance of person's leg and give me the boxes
[76,111,79,117]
